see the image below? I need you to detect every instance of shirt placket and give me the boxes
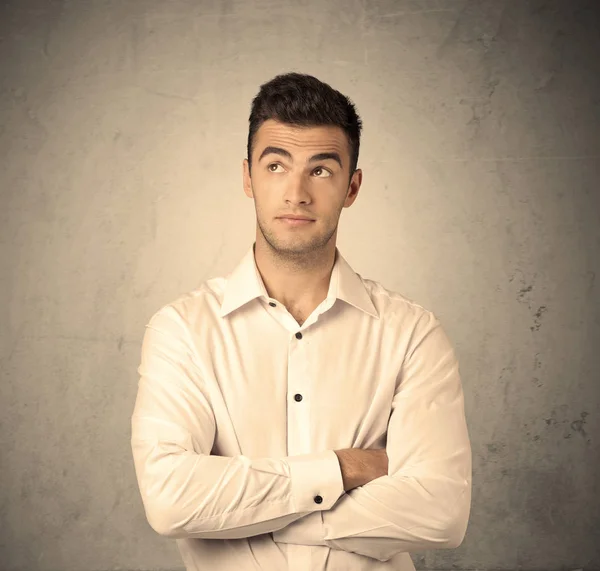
[286,326,313,571]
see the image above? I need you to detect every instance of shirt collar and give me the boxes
[219,242,379,319]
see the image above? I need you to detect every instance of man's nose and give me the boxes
[284,173,311,203]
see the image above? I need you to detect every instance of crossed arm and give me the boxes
[131,306,471,562]
[271,312,472,561]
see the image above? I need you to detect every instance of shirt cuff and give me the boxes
[287,450,345,512]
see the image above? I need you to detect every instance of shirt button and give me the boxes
[314,495,323,504]
[295,332,302,339]
[294,393,303,402]
[269,302,276,307]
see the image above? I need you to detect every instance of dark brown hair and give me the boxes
[247,72,363,186]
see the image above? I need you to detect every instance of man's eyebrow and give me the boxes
[258,146,343,169]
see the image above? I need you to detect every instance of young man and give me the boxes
[131,72,472,571]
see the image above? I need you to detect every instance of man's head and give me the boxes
[242,72,363,260]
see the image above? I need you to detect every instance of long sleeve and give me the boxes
[130,306,345,540]
[272,311,472,561]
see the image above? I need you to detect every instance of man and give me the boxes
[130,72,472,571]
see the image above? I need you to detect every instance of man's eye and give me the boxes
[267,164,331,177]
[313,167,331,178]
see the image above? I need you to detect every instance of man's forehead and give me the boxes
[256,120,346,148]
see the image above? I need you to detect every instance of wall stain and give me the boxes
[498,364,515,405]
[531,353,543,387]
[486,441,507,454]
[570,411,589,440]
[530,305,548,331]
[524,423,541,441]
[517,284,533,302]
[508,272,549,331]
[544,408,591,445]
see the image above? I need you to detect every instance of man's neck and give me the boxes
[253,241,336,310]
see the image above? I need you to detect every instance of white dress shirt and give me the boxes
[131,243,472,571]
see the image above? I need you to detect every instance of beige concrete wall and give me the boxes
[1,0,598,569]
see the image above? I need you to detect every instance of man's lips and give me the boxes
[278,217,315,225]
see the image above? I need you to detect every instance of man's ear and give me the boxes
[242,158,253,199]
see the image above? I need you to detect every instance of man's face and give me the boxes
[242,119,362,258]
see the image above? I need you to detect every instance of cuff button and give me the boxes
[314,495,323,504]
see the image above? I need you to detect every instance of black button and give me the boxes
[294,393,303,402]
[295,332,302,339]
[314,495,323,504]
[269,302,276,307]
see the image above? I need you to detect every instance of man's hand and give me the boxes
[334,448,389,492]
[272,448,389,548]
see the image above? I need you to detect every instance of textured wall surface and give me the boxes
[1,0,599,570]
